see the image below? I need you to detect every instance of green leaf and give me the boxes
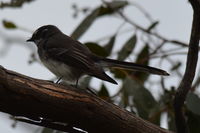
[146,21,159,32]
[117,34,137,61]
[107,1,128,10]
[98,84,110,100]
[85,42,108,57]
[148,105,161,125]
[133,45,149,82]
[122,77,158,119]
[135,45,149,64]
[186,92,200,116]
[167,111,176,131]
[2,20,17,29]
[133,88,157,119]
[98,1,128,16]
[103,35,116,56]
[121,86,129,108]
[159,88,175,130]
[170,62,181,71]
[71,8,100,40]
[41,128,54,133]
[71,1,128,40]
[187,110,200,133]
[111,69,126,79]
[0,0,34,8]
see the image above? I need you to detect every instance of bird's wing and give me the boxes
[46,47,94,71]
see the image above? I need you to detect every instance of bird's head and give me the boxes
[27,25,60,45]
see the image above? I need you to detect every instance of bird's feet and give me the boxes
[55,77,63,84]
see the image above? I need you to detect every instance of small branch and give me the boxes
[117,11,189,47]
[14,117,84,133]
[101,0,188,47]
[173,0,200,133]
[129,2,154,22]
[0,65,172,133]
[151,52,187,59]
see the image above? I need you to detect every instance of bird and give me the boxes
[27,25,169,86]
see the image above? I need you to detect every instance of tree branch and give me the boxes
[0,65,172,133]
[173,0,200,133]
[117,10,189,47]
[13,117,84,133]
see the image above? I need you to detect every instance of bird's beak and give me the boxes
[26,38,33,42]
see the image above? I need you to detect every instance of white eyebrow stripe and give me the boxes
[33,28,48,36]
[43,28,48,32]
[33,29,39,36]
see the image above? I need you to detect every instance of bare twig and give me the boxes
[151,52,187,59]
[129,2,154,22]
[117,11,189,47]
[101,0,188,47]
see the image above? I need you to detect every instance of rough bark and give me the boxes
[0,66,172,133]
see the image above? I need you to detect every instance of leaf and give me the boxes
[170,62,181,71]
[160,88,175,130]
[135,45,149,64]
[121,85,129,108]
[117,34,137,61]
[98,1,128,16]
[41,128,54,133]
[167,111,176,131]
[85,42,108,57]
[0,0,34,8]
[186,92,200,116]
[111,69,126,79]
[133,45,149,82]
[148,105,161,125]
[146,21,159,32]
[187,110,200,133]
[71,8,100,40]
[122,77,158,119]
[71,1,128,40]
[103,35,116,56]
[107,1,128,10]
[133,88,157,119]
[98,84,110,100]
[2,20,17,29]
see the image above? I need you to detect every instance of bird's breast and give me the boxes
[38,47,84,84]
[40,57,80,83]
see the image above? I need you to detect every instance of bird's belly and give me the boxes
[40,59,78,83]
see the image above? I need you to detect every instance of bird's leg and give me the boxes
[75,78,79,88]
[56,77,63,84]
[75,77,97,95]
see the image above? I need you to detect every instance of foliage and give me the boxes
[2,20,17,29]
[0,0,34,8]
[1,0,200,133]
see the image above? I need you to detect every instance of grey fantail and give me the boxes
[27,25,169,85]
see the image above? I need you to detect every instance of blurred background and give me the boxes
[1,0,200,133]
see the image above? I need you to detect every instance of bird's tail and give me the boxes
[93,71,118,85]
[99,58,169,76]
